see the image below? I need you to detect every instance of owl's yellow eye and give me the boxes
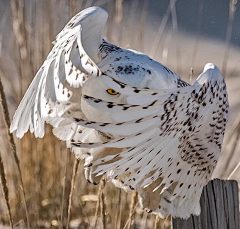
[106,89,119,95]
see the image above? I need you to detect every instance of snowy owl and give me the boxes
[10,7,229,219]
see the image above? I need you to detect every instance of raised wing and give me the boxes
[71,63,229,219]
[10,7,107,138]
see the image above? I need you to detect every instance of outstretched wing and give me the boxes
[71,63,229,218]
[10,7,107,138]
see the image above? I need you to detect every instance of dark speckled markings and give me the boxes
[113,64,152,76]
[74,67,229,219]
[99,39,121,59]
[177,78,191,88]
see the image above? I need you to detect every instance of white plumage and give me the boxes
[10,7,229,219]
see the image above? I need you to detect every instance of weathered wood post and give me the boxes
[172,179,239,229]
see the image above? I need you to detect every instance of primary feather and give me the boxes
[71,63,229,219]
[10,6,229,220]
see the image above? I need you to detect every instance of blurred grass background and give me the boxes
[0,0,240,228]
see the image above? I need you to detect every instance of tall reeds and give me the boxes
[66,158,80,229]
[125,191,138,229]
[0,151,13,229]
[100,180,106,229]
[149,0,178,58]
[222,0,238,77]
[0,70,30,228]
[190,0,204,82]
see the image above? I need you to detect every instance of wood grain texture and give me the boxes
[172,179,239,229]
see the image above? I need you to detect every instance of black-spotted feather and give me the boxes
[72,127,160,149]
[72,115,160,136]
[77,64,229,219]
[10,9,103,138]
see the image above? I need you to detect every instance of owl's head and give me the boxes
[81,76,126,123]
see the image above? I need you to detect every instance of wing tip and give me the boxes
[203,63,218,72]
[84,6,108,18]
[9,122,15,134]
[74,6,108,25]
[10,118,22,138]
[203,63,222,76]
[196,63,223,84]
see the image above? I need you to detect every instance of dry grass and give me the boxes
[222,0,238,77]
[0,70,29,228]
[125,191,138,229]
[149,0,177,58]
[67,158,80,229]
[99,180,106,229]
[0,151,13,229]
[0,0,239,228]
[153,216,160,229]
[189,0,204,82]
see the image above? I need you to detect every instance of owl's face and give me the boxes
[81,77,126,123]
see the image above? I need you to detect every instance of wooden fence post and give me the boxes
[172,179,239,229]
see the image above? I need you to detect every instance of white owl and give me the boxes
[10,7,229,219]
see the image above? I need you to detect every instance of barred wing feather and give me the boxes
[10,7,106,138]
[72,63,229,219]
